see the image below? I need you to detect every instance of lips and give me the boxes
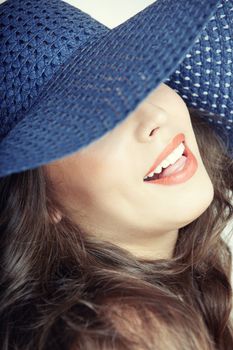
[144,133,185,178]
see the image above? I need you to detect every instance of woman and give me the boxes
[0,0,233,349]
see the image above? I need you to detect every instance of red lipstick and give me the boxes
[144,133,198,185]
[144,133,185,177]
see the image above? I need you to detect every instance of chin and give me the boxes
[181,179,214,227]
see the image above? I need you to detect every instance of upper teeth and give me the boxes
[145,142,185,179]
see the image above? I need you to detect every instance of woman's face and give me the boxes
[44,83,214,258]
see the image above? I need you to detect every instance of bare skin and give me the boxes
[44,83,214,260]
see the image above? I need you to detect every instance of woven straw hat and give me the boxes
[0,0,232,177]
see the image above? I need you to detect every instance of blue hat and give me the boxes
[0,0,232,178]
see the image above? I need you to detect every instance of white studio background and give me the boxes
[64,0,155,28]
[1,0,232,255]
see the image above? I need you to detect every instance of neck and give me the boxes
[111,229,179,260]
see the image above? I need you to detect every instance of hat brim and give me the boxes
[0,0,221,177]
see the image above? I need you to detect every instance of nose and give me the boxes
[135,101,168,143]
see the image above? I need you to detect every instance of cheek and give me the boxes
[62,155,113,209]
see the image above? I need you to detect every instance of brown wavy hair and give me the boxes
[0,107,233,350]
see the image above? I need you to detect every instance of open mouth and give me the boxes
[143,133,187,181]
[142,132,200,186]
[143,143,187,182]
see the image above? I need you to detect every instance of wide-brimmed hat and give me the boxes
[0,0,232,178]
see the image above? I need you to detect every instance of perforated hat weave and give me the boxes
[0,0,232,178]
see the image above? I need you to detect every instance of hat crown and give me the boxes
[0,0,108,140]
